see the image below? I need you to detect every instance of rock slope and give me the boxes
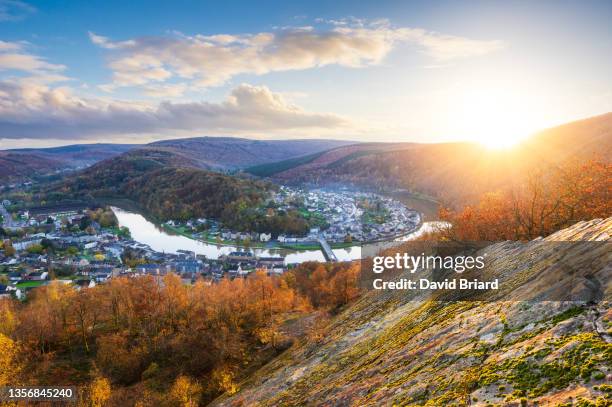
[215,218,611,406]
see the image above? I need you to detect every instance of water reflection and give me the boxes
[112,207,328,263]
[112,207,443,264]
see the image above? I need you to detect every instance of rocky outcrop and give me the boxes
[214,218,611,406]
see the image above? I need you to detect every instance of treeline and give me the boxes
[0,263,360,406]
[439,160,610,241]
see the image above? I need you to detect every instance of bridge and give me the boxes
[317,236,338,262]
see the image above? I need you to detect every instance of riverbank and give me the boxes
[162,223,361,251]
[112,206,446,264]
[161,218,425,251]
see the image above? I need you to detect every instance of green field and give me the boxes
[161,224,269,248]
[16,280,46,288]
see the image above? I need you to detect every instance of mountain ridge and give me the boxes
[0,138,356,182]
[0,143,136,182]
[250,113,612,206]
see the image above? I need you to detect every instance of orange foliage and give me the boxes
[1,267,361,404]
[287,262,361,309]
[440,160,611,241]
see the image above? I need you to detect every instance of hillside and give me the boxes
[7,143,137,167]
[214,217,612,406]
[252,113,612,206]
[523,112,612,161]
[146,137,356,170]
[0,143,136,183]
[44,149,311,234]
[246,142,407,177]
[0,151,65,182]
[0,137,355,183]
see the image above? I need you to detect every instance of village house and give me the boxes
[226,251,255,262]
[257,256,285,268]
[172,260,201,274]
[27,271,48,281]
[74,279,96,290]
[8,271,23,282]
[12,236,44,251]
[135,263,168,275]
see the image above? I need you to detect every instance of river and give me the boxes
[112,207,447,264]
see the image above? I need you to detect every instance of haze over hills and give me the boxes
[0,151,65,181]
[6,137,357,231]
[0,144,136,182]
[4,113,610,211]
[245,142,413,177]
[6,143,138,166]
[248,112,612,206]
[521,112,612,160]
[0,138,354,182]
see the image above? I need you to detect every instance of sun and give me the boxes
[453,88,540,149]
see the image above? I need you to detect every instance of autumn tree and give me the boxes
[3,240,15,257]
[0,333,19,386]
[287,262,362,310]
[0,299,17,336]
[329,264,361,308]
[85,376,111,407]
[169,375,202,407]
[96,334,144,384]
[16,282,75,354]
[0,266,350,404]
[440,160,611,241]
[73,289,103,354]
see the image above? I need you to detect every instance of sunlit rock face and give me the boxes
[214,218,611,406]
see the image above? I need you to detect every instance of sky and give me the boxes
[0,0,611,148]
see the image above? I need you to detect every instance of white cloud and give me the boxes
[90,20,502,91]
[0,40,66,74]
[0,0,35,22]
[87,32,136,50]
[142,83,188,98]
[0,40,21,51]
[403,29,503,60]
[0,81,348,139]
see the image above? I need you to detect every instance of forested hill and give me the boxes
[146,136,356,170]
[0,143,135,182]
[0,137,355,182]
[247,113,612,206]
[0,151,64,182]
[44,149,310,234]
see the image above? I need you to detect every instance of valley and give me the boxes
[1,3,610,405]
[249,113,612,207]
[0,113,610,406]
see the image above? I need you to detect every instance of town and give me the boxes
[0,187,420,301]
[0,201,287,300]
[163,187,421,247]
